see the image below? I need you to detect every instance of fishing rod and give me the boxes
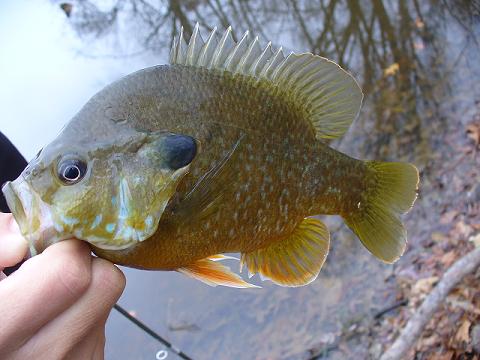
[113,303,194,360]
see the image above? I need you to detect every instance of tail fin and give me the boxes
[344,161,419,263]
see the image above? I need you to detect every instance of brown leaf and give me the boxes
[429,350,455,360]
[455,320,471,343]
[419,334,440,348]
[429,351,454,360]
[440,210,459,225]
[455,221,473,238]
[471,224,480,231]
[467,123,480,147]
[446,296,480,315]
[432,232,449,242]
[440,251,457,267]
[412,276,439,297]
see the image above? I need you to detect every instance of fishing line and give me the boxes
[113,303,194,360]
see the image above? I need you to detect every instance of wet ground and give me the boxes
[3,1,480,359]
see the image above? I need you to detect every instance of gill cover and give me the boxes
[74,131,196,250]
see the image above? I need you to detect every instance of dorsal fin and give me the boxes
[170,24,363,139]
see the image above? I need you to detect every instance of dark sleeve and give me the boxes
[0,132,27,213]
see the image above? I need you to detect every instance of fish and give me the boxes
[2,25,419,288]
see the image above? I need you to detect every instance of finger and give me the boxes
[66,323,106,360]
[0,213,28,269]
[19,258,125,359]
[0,240,92,353]
[13,323,107,360]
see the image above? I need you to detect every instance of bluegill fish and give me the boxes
[2,25,418,288]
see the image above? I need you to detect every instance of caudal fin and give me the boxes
[344,161,419,263]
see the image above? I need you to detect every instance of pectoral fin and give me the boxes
[173,134,245,225]
[177,257,259,288]
[240,218,330,287]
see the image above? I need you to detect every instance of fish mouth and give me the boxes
[2,181,28,234]
[2,180,56,255]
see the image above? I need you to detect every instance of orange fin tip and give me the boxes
[177,258,260,289]
[207,254,239,261]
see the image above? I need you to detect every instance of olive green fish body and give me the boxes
[92,65,366,270]
[3,25,419,288]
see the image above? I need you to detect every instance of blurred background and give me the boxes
[0,0,479,359]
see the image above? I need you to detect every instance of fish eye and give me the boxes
[163,134,197,170]
[57,158,87,185]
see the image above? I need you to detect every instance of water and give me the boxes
[3,0,480,359]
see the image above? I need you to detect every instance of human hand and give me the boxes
[0,213,126,359]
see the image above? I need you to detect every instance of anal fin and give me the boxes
[241,218,330,287]
[177,257,259,288]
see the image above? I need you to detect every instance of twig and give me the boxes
[380,247,480,360]
[374,299,408,320]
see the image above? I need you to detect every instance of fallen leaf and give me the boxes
[384,63,399,77]
[455,221,473,238]
[440,210,458,225]
[469,233,480,247]
[440,251,456,267]
[446,295,480,315]
[429,351,454,360]
[432,232,449,242]
[412,276,439,297]
[467,123,480,147]
[455,320,471,343]
[419,335,440,348]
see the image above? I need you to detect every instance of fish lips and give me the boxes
[2,181,28,232]
[2,180,58,256]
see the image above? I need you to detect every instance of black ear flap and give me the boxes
[162,134,197,170]
[137,132,198,170]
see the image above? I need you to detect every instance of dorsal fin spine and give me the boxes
[198,26,217,67]
[170,26,363,139]
[249,41,270,76]
[186,23,201,66]
[270,55,290,81]
[259,46,283,78]
[236,36,258,74]
[224,30,249,70]
[210,26,232,68]
[176,27,186,64]
[169,36,177,64]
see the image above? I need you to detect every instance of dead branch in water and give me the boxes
[380,246,480,360]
